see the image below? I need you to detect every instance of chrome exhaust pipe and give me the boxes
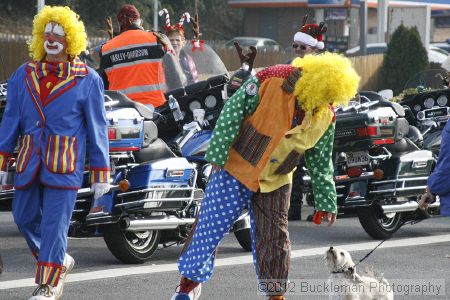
[120,216,196,231]
[382,200,440,214]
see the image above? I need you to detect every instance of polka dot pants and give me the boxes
[178,169,292,297]
[178,169,255,282]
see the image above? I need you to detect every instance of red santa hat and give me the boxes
[293,15,327,50]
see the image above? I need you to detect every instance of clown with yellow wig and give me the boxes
[0,6,110,300]
[170,52,360,300]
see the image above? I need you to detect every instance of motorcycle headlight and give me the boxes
[423,97,435,109]
[189,100,202,112]
[205,95,217,108]
[437,95,448,107]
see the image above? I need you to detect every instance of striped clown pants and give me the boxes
[178,169,291,296]
[12,180,77,287]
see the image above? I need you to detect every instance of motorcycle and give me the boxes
[301,83,449,239]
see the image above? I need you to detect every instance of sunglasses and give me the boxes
[292,43,308,50]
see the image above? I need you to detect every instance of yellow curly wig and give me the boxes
[291,53,360,113]
[28,6,87,61]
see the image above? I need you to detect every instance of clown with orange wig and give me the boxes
[0,6,110,300]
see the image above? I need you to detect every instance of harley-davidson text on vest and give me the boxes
[101,30,167,107]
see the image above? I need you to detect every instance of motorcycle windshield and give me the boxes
[165,44,229,91]
[181,44,229,81]
[163,52,187,91]
[403,69,448,90]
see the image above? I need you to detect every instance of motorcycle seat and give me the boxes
[105,90,154,121]
[406,125,423,146]
[133,138,177,163]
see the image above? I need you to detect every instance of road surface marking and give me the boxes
[1,234,450,290]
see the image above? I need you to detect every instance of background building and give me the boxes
[228,0,450,50]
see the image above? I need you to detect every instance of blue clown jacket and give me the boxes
[0,59,110,190]
[428,119,450,216]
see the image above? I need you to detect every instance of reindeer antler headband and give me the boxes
[293,14,327,49]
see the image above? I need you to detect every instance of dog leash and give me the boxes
[352,208,428,269]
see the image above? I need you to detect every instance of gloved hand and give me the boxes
[90,183,110,200]
[0,171,7,191]
[312,211,336,227]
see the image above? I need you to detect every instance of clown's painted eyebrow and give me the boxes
[44,23,65,36]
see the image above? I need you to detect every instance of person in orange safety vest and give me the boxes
[100,4,167,108]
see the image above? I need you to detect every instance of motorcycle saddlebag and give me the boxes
[106,107,145,152]
[127,157,195,190]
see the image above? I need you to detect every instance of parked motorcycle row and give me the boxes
[299,70,450,239]
[0,46,449,265]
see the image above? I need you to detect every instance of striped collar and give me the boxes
[27,57,88,80]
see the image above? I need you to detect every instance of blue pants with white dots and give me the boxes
[178,169,255,282]
[178,169,292,293]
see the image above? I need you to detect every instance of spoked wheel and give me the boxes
[102,223,161,264]
[357,206,404,239]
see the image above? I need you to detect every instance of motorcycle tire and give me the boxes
[357,206,404,240]
[234,228,252,252]
[102,223,161,264]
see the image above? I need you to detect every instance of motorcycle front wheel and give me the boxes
[102,223,161,264]
[357,206,404,239]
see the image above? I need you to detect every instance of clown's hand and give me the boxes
[91,183,110,200]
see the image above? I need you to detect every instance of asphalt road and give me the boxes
[1,208,450,300]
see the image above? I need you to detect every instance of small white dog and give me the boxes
[325,247,394,300]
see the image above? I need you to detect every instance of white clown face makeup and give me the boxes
[43,22,67,57]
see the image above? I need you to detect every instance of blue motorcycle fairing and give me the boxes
[127,157,195,190]
[181,130,212,160]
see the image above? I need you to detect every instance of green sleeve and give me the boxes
[305,123,337,213]
[205,76,260,166]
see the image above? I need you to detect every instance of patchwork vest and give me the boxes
[224,65,299,192]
